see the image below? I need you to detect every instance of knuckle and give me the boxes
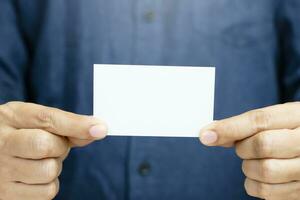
[0,102,17,124]
[59,138,69,155]
[254,133,272,157]
[0,182,5,195]
[248,110,270,133]
[0,184,9,199]
[241,161,250,176]
[235,144,243,158]
[0,157,11,181]
[260,160,276,182]
[0,164,10,180]
[45,180,59,199]
[36,108,58,131]
[42,159,60,182]
[0,131,10,152]
[244,185,250,196]
[32,133,53,157]
[244,179,251,195]
[61,146,71,159]
[244,182,256,198]
[257,182,271,198]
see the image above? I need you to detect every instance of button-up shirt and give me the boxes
[0,0,300,199]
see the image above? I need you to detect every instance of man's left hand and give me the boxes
[200,102,300,200]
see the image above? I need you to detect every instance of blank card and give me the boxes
[93,64,215,137]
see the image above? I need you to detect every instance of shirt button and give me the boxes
[138,162,151,176]
[144,11,155,23]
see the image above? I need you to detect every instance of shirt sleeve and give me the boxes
[0,0,28,104]
[278,0,300,102]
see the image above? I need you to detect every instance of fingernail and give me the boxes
[89,124,107,138]
[200,130,218,145]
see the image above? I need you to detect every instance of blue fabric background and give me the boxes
[0,0,300,199]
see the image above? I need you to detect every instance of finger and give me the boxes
[245,178,300,200]
[199,102,300,146]
[1,102,108,142]
[221,142,234,148]
[3,129,69,159]
[1,179,59,200]
[5,157,62,184]
[236,128,300,159]
[242,158,300,184]
[68,137,95,147]
[59,146,71,161]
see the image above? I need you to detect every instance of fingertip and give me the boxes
[200,130,218,146]
[89,123,108,139]
[199,121,219,146]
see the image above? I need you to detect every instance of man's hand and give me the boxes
[199,102,300,200]
[0,102,107,200]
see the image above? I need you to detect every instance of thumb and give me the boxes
[68,124,108,147]
[199,110,267,147]
[2,102,108,141]
[198,110,266,147]
[199,121,236,147]
[199,103,300,146]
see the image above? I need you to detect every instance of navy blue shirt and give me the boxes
[1,0,300,199]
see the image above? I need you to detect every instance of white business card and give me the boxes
[93,64,215,137]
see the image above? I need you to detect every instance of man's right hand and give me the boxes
[0,102,107,200]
